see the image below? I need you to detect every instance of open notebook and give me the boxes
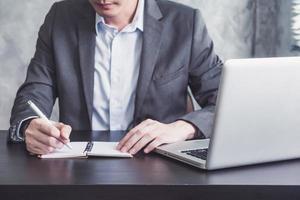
[40,142,132,159]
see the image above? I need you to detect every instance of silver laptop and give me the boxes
[155,57,300,170]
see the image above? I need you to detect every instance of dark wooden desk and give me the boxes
[1,130,300,200]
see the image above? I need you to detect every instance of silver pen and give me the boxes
[27,100,73,150]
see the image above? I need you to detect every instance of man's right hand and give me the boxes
[24,119,72,155]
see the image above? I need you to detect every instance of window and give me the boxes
[292,0,300,51]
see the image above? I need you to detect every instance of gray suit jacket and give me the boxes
[9,0,222,142]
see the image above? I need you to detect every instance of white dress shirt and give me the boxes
[92,0,144,130]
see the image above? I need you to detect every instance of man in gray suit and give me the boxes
[9,0,222,155]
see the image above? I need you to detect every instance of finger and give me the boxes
[120,132,143,153]
[117,121,151,149]
[126,125,159,154]
[28,145,52,155]
[117,132,135,150]
[129,133,157,155]
[53,122,72,141]
[60,124,72,140]
[35,143,55,155]
[33,119,61,138]
[26,137,55,155]
[36,133,64,149]
[144,137,165,154]
[27,128,64,149]
[27,145,41,155]
[117,119,155,150]
[128,119,156,134]
[120,122,158,152]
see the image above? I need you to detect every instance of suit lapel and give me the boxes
[134,0,164,124]
[76,0,164,128]
[78,4,96,128]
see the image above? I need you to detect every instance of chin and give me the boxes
[96,10,119,18]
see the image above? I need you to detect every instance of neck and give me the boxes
[104,0,139,31]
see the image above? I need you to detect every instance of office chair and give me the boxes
[187,93,195,113]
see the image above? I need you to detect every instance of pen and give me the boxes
[27,100,73,150]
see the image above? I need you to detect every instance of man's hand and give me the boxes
[116,119,196,155]
[24,119,72,155]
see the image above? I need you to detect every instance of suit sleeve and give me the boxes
[179,9,223,138]
[8,3,58,143]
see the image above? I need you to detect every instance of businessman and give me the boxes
[9,0,222,155]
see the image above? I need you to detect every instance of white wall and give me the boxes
[0,0,58,129]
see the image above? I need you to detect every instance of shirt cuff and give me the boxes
[177,119,206,139]
[8,116,38,143]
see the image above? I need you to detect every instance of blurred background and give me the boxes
[0,0,297,129]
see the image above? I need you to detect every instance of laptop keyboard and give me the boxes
[181,149,208,160]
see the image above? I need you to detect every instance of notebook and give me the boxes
[40,142,133,159]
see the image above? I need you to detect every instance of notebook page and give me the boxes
[88,142,132,158]
[40,142,88,159]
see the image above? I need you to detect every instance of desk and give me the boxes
[1,130,300,200]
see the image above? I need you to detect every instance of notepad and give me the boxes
[39,142,133,159]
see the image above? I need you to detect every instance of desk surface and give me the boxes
[1,130,300,200]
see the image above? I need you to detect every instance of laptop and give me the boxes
[155,57,300,170]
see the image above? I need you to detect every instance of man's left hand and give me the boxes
[116,119,196,155]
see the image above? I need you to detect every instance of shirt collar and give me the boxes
[95,0,144,35]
